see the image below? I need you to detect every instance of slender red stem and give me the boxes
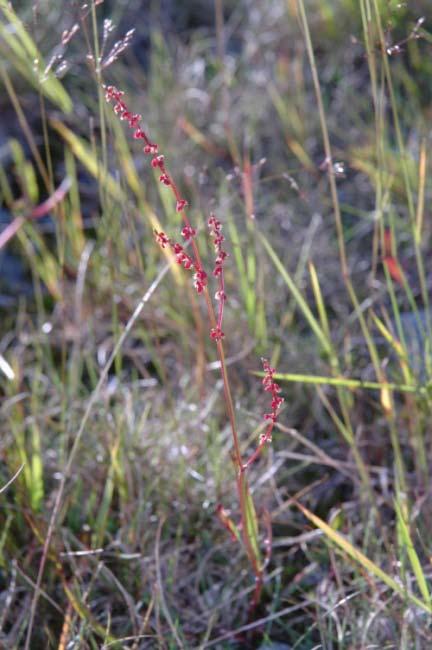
[103,85,284,606]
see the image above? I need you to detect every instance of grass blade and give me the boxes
[296,501,432,614]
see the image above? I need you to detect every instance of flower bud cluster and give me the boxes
[260,359,284,443]
[154,231,207,292]
[207,214,228,341]
[208,215,228,279]
[242,359,284,470]
[105,85,193,205]
[105,85,158,154]
[181,225,196,240]
[105,85,226,334]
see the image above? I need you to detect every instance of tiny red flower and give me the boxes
[129,114,141,128]
[210,327,225,341]
[159,174,171,186]
[215,290,226,301]
[151,155,165,169]
[143,144,158,154]
[181,225,196,240]
[176,199,188,212]
[182,256,193,270]
[154,231,170,248]
[193,268,208,293]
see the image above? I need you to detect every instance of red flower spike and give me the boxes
[105,84,208,296]
[261,358,284,427]
[207,213,228,338]
[242,359,284,470]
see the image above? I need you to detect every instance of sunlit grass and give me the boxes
[1,0,432,647]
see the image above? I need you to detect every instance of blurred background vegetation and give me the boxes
[1,0,432,647]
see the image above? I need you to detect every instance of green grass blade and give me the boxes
[264,371,420,394]
[0,2,72,112]
[394,500,431,607]
[297,501,432,614]
[239,474,261,571]
[259,231,332,357]
[30,424,44,512]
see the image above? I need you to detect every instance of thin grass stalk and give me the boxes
[388,416,407,495]
[262,226,373,493]
[296,0,381,373]
[308,261,372,489]
[91,0,108,175]
[414,140,431,335]
[360,1,429,483]
[371,1,430,347]
[360,2,422,368]
[295,0,347,277]
[296,0,382,369]
[360,0,383,281]
[0,67,50,190]
[295,0,414,499]
[214,0,240,165]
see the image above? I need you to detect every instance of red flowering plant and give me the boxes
[104,84,283,609]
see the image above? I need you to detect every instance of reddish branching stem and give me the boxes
[242,359,284,470]
[104,84,283,612]
[208,214,228,341]
[105,85,158,152]
[105,84,211,301]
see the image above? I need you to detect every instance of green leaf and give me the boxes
[259,231,333,358]
[267,371,420,394]
[239,474,261,570]
[395,500,431,608]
